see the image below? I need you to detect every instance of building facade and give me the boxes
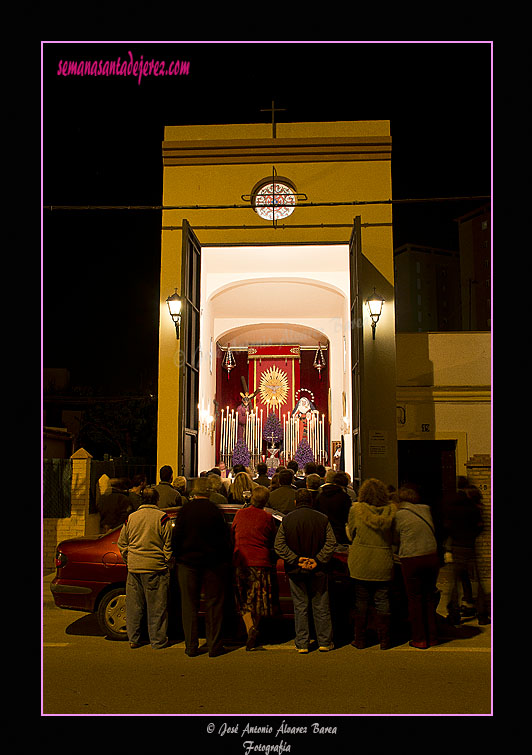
[156,119,491,508]
[456,204,491,331]
[394,243,462,332]
[157,120,398,488]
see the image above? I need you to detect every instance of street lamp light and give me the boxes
[366,287,385,340]
[166,288,182,340]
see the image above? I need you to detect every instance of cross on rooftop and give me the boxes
[260,100,287,138]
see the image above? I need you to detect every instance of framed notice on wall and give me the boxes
[369,430,388,457]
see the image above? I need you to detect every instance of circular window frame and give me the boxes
[251,176,298,221]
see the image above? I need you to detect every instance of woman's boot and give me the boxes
[376,612,392,649]
[350,612,366,649]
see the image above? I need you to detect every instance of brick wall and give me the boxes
[466,453,491,582]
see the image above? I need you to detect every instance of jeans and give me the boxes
[126,569,169,649]
[437,546,491,620]
[177,562,226,653]
[451,546,476,606]
[288,572,333,649]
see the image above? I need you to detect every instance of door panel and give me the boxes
[349,216,398,488]
[178,220,201,478]
[349,217,363,488]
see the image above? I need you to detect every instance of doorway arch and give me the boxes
[197,250,353,475]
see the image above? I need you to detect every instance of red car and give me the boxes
[51,504,351,641]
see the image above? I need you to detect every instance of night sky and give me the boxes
[42,41,492,395]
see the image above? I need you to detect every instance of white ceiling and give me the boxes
[216,322,329,348]
[210,279,345,318]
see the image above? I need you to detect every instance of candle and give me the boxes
[290,416,294,460]
[291,416,294,460]
[289,416,291,460]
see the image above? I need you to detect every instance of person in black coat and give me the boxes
[287,460,306,489]
[172,477,232,657]
[253,462,271,488]
[97,478,132,532]
[441,478,483,624]
[314,471,352,544]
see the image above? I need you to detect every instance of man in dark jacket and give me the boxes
[172,477,232,657]
[287,460,306,488]
[268,469,297,513]
[274,489,337,652]
[98,478,132,532]
[253,462,271,488]
[314,471,352,544]
[154,465,183,509]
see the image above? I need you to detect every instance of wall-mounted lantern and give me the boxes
[166,289,182,340]
[366,287,385,340]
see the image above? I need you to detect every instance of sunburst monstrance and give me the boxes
[259,366,289,410]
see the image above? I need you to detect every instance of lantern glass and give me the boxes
[166,291,181,320]
[367,290,384,320]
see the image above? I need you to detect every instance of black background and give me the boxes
[42,41,492,394]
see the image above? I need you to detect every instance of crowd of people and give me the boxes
[101,460,490,655]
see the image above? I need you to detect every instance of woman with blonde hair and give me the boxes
[228,471,255,505]
[347,478,397,650]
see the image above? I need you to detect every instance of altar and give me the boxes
[216,342,330,472]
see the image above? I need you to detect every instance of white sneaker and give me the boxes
[318,643,334,652]
[297,647,309,654]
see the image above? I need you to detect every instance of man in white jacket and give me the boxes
[117,486,173,649]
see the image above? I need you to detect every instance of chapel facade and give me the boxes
[157,119,398,488]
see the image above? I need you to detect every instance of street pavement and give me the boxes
[42,571,492,717]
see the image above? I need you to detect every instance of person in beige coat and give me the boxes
[346,478,397,649]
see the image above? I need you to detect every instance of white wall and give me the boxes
[198,245,353,474]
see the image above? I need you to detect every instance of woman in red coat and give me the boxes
[231,485,277,650]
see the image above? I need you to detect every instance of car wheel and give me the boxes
[97,587,128,640]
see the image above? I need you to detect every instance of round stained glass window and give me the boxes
[252,180,297,221]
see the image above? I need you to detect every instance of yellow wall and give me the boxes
[157,120,394,475]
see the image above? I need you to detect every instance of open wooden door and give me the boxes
[349,216,398,489]
[349,217,363,490]
[178,220,201,478]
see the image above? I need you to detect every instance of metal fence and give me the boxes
[43,458,156,518]
[43,458,72,518]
